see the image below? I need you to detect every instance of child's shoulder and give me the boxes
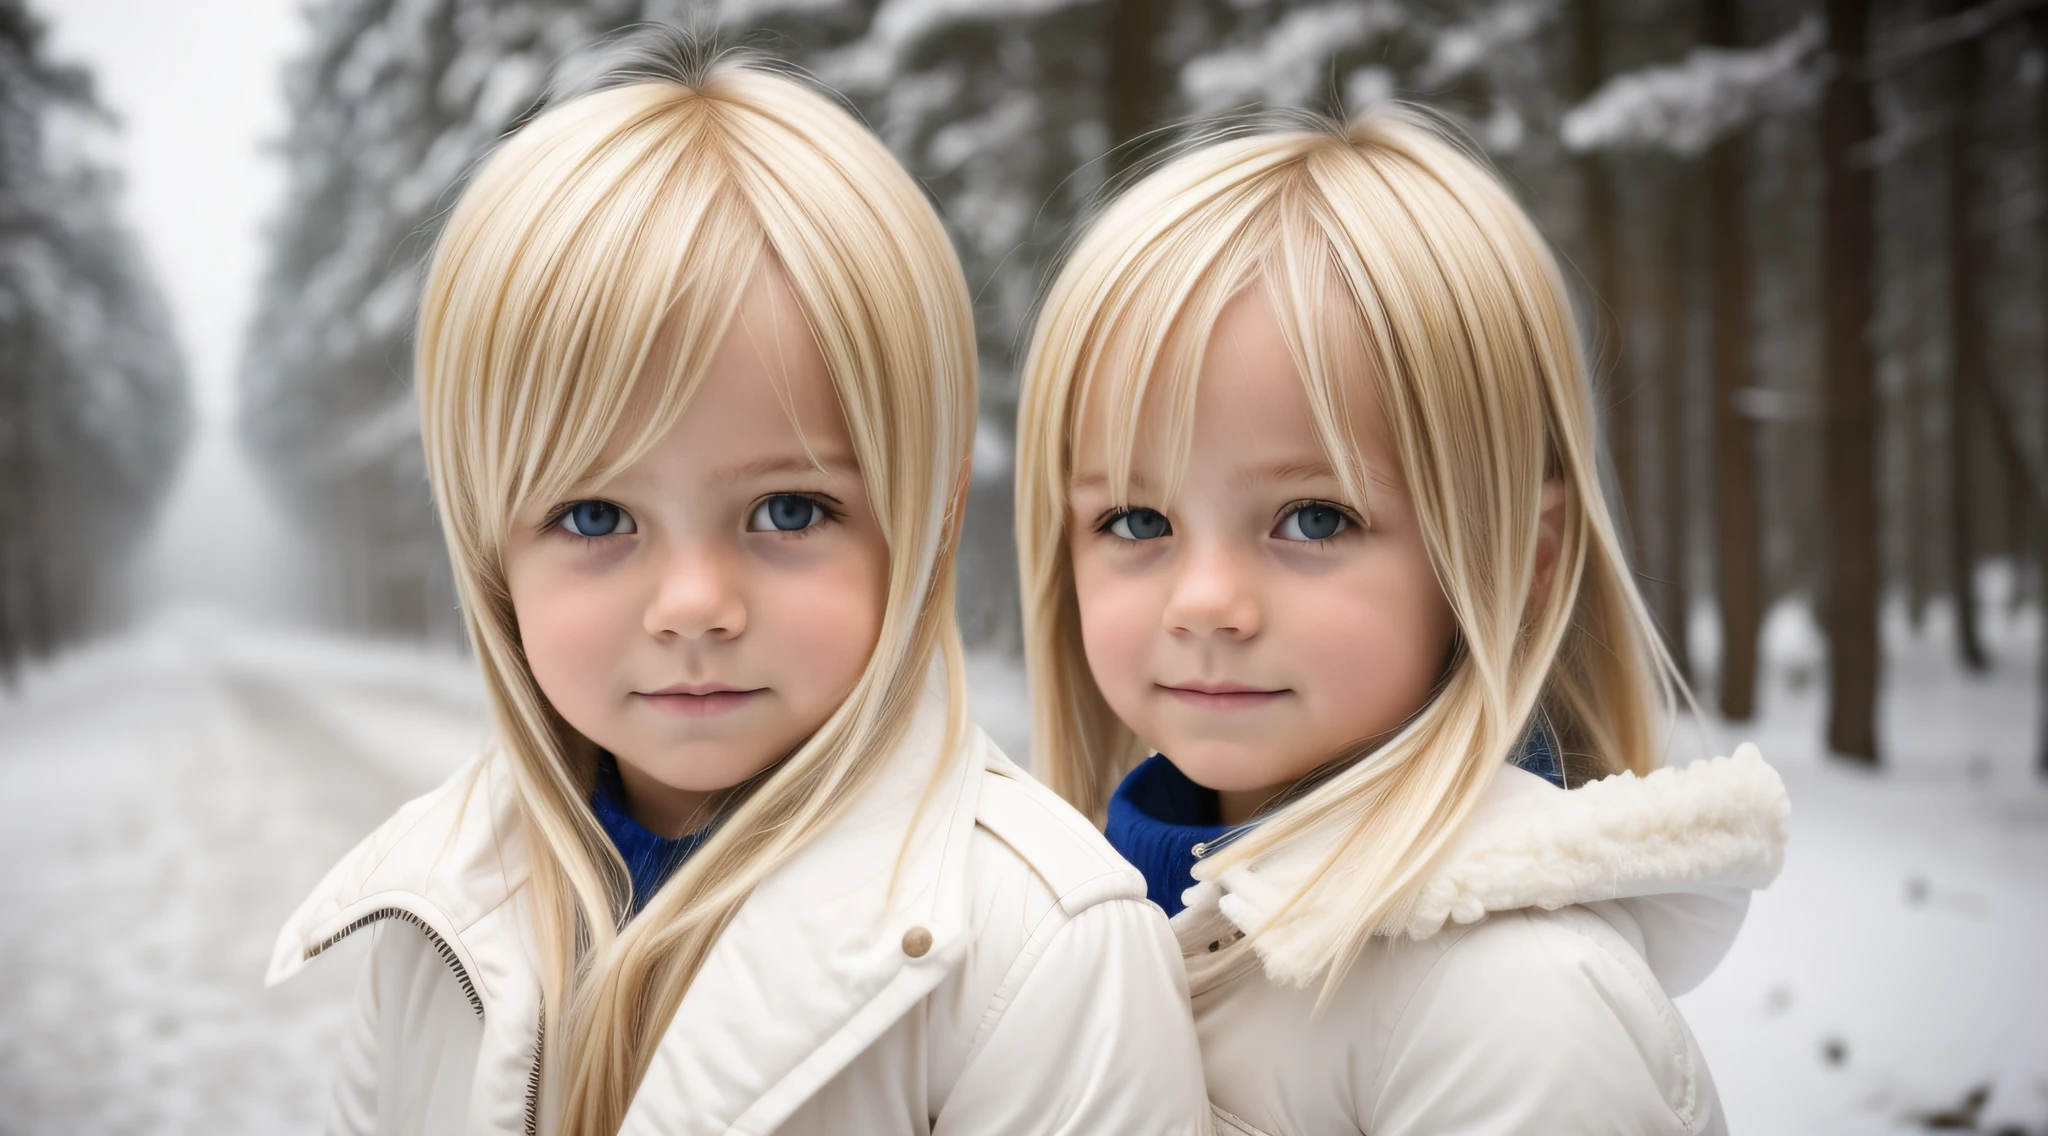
[937,736,1168,1028]
[968,740,1148,916]
[266,752,520,990]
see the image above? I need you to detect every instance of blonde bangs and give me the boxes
[417,49,975,1133]
[1019,107,1679,996]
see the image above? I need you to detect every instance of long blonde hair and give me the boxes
[1017,108,1680,990]
[415,46,975,1132]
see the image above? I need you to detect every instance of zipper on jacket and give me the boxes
[523,997,544,1136]
[307,907,546,1131]
[303,906,485,1020]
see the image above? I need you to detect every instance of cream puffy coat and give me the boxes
[268,697,1210,1135]
[1177,746,1790,1136]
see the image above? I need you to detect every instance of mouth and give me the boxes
[635,683,766,718]
[1156,682,1290,712]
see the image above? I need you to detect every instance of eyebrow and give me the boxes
[1069,461,1340,493]
[591,452,858,498]
[716,453,859,483]
[1069,469,1151,492]
[1240,460,1341,486]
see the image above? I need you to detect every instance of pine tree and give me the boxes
[0,0,188,680]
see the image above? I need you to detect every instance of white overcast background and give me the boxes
[43,0,311,621]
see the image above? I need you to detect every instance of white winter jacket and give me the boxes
[1177,746,1789,1136]
[268,696,1211,1135]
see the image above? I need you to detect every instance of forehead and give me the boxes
[1070,281,1383,496]
[602,261,855,484]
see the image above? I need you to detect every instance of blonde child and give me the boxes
[1017,109,1790,1135]
[268,42,1206,1135]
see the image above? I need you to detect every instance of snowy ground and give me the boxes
[1676,591,2048,1135]
[0,599,2042,1134]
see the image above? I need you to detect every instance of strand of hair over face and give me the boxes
[1018,105,1682,999]
[415,34,977,1133]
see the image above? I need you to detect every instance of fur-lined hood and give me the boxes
[1185,744,1790,994]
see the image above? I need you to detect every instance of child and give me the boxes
[268,41,1207,1135]
[1017,109,1789,1135]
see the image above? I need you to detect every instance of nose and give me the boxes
[1161,538,1261,640]
[644,540,747,641]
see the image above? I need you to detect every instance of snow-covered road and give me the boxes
[0,615,488,1133]
[0,606,2042,1134]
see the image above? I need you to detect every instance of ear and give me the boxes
[1528,478,1567,612]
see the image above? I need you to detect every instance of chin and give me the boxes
[1156,740,1298,795]
[632,740,782,794]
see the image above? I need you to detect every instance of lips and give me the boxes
[635,682,765,718]
[644,681,752,697]
[1156,681,1289,711]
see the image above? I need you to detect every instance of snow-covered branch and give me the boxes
[1180,3,1404,114]
[821,0,1087,92]
[1416,0,1555,90]
[1561,16,1825,156]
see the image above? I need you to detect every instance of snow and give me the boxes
[1414,0,1553,90]
[1179,3,1404,114]
[0,609,488,1132]
[1561,15,1825,157]
[1,594,2042,1132]
[821,0,1089,92]
[714,0,849,28]
[1676,577,2048,1134]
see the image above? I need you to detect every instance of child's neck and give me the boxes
[1217,784,1285,827]
[613,757,720,839]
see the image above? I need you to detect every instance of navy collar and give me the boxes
[591,754,714,915]
[1103,755,1235,917]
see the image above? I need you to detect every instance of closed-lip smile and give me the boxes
[636,681,765,717]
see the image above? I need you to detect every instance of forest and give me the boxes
[4,3,2046,1131]
[0,0,187,682]
[6,0,2046,771]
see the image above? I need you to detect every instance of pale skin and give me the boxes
[1069,285,1563,825]
[504,261,889,838]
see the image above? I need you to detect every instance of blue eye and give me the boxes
[1107,508,1171,541]
[1275,503,1349,542]
[558,500,634,537]
[749,494,825,533]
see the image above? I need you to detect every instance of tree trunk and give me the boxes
[1908,353,1935,630]
[1656,159,1696,681]
[1947,7,1990,671]
[2033,12,2048,776]
[17,328,56,661]
[1573,0,1644,572]
[1702,0,1763,721]
[0,318,23,686]
[1105,0,1169,178]
[1821,0,1882,761]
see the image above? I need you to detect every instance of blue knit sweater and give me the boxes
[591,754,713,915]
[1103,756,1234,918]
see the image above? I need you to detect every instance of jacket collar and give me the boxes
[269,691,985,1136]
[1182,743,1789,995]
[268,749,546,1135]
[620,692,983,1135]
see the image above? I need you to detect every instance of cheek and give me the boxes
[1071,550,1158,710]
[1288,546,1455,733]
[507,557,639,724]
[759,536,889,708]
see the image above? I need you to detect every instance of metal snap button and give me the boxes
[901,926,933,958]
